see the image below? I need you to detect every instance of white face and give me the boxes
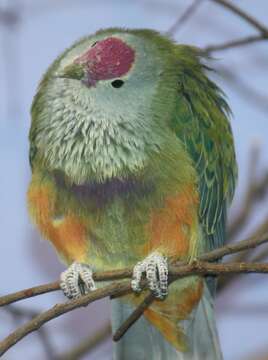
[32,31,168,184]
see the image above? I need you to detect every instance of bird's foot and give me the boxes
[131,252,168,299]
[60,262,96,299]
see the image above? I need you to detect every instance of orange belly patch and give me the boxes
[143,185,199,259]
[144,278,203,351]
[126,277,203,352]
[28,176,87,263]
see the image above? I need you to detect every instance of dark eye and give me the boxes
[111,79,124,88]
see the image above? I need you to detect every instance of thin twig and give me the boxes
[0,8,20,26]
[0,281,131,357]
[1,231,268,309]
[113,231,268,338]
[0,269,132,308]
[56,323,111,360]
[37,327,58,360]
[166,0,204,36]
[252,221,268,263]
[5,304,40,318]
[218,219,268,293]
[228,145,268,241]
[228,170,268,240]
[216,65,268,115]
[0,281,61,307]
[3,260,268,356]
[0,232,268,356]
[211,0,268,35]
[4,305,57,358]
[204,34,268,53]
[195,232,268,263]
[113,292,155,342]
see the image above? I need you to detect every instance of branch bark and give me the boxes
[203,34,267,53]
[56,323,111,360]
[0,232,268,356]
[1,231,268,308]
[166,0,204,35]
[1,261,268,356]
[211,0,268,35]
[0,281,131,357]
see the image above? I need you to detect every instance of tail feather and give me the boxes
[111,285,223,360]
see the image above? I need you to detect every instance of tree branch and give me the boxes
[56,323,111,360]
[113,292,155,342]
[215,65,268,115]
[0,282,61,307]
[0,281,131,357]
[218,219,268,293]
[228,144,268,240]
[166,0,204,36]
[111,230,268,341]
[201,1,268,55]
[1,231,267,308]
[210,0,268,36]
[4,304,57,359]
[0,232,268,356]
[204,34,268,53]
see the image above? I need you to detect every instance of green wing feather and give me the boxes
[172,47,237,251]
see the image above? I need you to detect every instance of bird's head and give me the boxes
[31,28,184,184]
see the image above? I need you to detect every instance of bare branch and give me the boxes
[0,8,20,26]
[166,0,204,36]
[216,65,268,115]
[0,232,267,356]
[37,327,58,360]
[4,305,57,358]
[57,323,111,360]
[113,230,268,337]
[211,0,268,35]
[0,281,131,357]
[204,34,268,53]
[0,282,61,307]
[218,219,268,293]
[246,219,268,263]
[1,231,268,309]
[196,232,268,263]
[5,304,40,318]
[113,292,155,342]
[228,145,268,240]
[2,260,268,356]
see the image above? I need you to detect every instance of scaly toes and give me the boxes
[60,262,96,299]
[131,252,168,299]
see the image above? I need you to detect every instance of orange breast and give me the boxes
[27,175,87,263]
[143,185,199,259]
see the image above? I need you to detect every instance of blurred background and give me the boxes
[0,0,268,359]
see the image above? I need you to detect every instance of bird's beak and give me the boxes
[56,63,96,88]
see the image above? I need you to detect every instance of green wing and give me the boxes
[172,55,237,251]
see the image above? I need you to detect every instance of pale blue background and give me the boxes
[0,1,268,359]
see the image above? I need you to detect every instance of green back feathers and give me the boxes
[170,45,237,250]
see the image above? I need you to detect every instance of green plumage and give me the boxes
[28,28,237,359]
[169,46,237,250]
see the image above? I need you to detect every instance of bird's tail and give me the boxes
[111,285,223,360]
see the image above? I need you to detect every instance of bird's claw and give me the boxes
[60,262,96,299]
[131,252,168,299]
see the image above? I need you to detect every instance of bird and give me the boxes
[27,28,237,360]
